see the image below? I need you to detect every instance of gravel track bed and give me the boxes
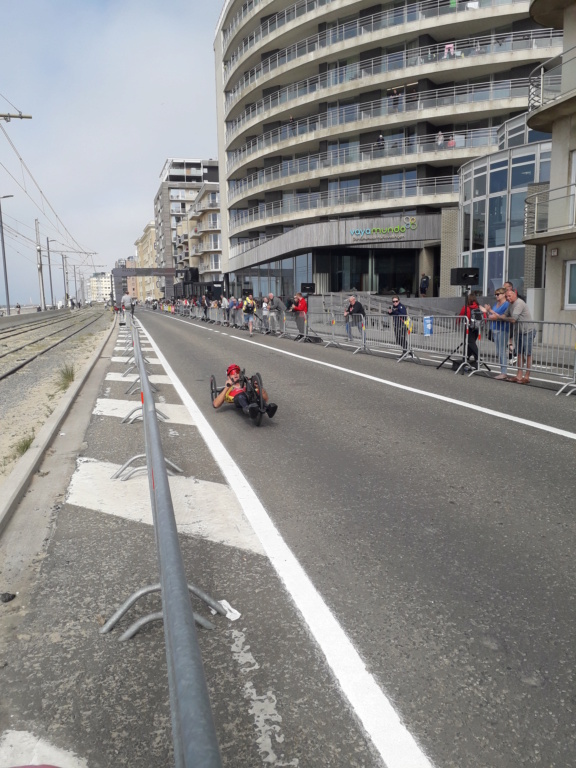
[0,310,114,483]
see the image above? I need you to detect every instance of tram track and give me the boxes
[0,311,106,382]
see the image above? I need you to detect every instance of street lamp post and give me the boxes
[0,195,14,316]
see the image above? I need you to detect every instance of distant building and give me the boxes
[154,158,219,299]
[134,221,159,301]
[87,272,113,304]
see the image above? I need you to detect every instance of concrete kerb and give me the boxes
[0,316,118,537]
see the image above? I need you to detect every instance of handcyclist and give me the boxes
[212,364,278,419]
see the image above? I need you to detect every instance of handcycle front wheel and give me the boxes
[249,372,265,426]
[209,375,218,402]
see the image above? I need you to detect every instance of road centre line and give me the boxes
[140,324,434,768]
[152,313,576,440]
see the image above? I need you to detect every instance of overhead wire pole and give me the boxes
[34,219,47,311]
[0,113,32,123]
[0,195,14,315]
[61,254,68,306]
[46,237,55,309]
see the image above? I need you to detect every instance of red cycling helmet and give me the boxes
[227,364,241,376]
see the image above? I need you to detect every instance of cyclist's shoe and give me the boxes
[266,403,278,418]
[245,403,259,419]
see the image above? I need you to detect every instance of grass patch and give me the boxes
[56,363,75,391]
[12,433,35,458]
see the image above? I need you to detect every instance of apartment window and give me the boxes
[509,192,525,245]
[472,199,485,249]
[565,261,576,309]
[488,194,506,247]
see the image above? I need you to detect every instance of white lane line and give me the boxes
[92,398,195,425]
[140,326,434,768]
[67,458,264,555]
[229,336,576,441]
[105,372,172,384]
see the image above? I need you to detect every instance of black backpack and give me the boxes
[469,307,484,330]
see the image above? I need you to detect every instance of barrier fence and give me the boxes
[102,318,225,767]
[156,304,576,395]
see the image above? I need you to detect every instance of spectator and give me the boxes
[290,292,308,340]
[261,296,270,331]
[419,273,430,297]
[15,302,21,314]
[436,131,444,149]
[388,294,408,350]
[344,295,365,341]
[503,280,525,362]
[267,293,286,335]
[242,292,256,336]
[482,288,509,379]
[458,293,484,368]
[488,286,534,384]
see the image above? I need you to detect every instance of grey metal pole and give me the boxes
[46,238,55,309]
[0,195,13,316]
[61,254,67,306]
[34,219,47,311]
[73,265,78,305]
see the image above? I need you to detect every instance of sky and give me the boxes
[0,0,222,306]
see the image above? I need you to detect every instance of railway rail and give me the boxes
[0,309,107,381]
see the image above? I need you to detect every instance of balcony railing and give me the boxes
[227,78,529,172]
[229,175,459,231]
[225,0,527,94]
[528,44,576,111]
[225,27,560,121]
[229,128,497,201]
[525,184,576,236]
[222,0,336,49]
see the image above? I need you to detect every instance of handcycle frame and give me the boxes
[210,369,266,426]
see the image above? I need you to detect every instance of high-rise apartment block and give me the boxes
[215,0,562,297]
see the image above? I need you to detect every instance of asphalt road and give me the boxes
[138,308,576,768]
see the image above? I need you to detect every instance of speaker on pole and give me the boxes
[300,282,316,293]
[450,268,479,286]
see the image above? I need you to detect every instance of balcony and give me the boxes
[227,79,529,173]
[528,45,576,131]
[224,0,529,94]
[229,175,459,233]
[229,128,497,202]
[225,28,561,134]
[524,183,576,243]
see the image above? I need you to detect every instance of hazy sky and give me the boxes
[0,0,221,305]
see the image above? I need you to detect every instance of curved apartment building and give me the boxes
[215,0,561,297]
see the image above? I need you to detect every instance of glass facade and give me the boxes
[459,115,551,295]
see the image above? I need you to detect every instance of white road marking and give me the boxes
[111,355,162,364]
[141,326,434,768]
[0,729,87,767]
[105,372,172,384]
[92,398,195,425]
[229,336,576,441]
[66,458,265,555]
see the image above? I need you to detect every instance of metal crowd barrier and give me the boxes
[472,319,576,393]
[102,323,226,767]
[153,304,576,395]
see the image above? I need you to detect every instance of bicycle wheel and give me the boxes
[250,373,265,426]
[210,375,218,402]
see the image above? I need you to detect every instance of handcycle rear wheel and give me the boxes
[209,375,218,402]
[249,372,265,426]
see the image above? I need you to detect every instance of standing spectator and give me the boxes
[388,294,408,350]
[344,295,365,341]
[482,288,509,379]
[267,293,286,335]
[15,302,21,314]
[419,273,430,297]
[261,296,269,331]
[242,292,256,336]
[458,293,484,368]
[390,89,399,113]
[436,130,445,150]
[130,298,136,318]
[290,292,308,339]
[488,286,534,384]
